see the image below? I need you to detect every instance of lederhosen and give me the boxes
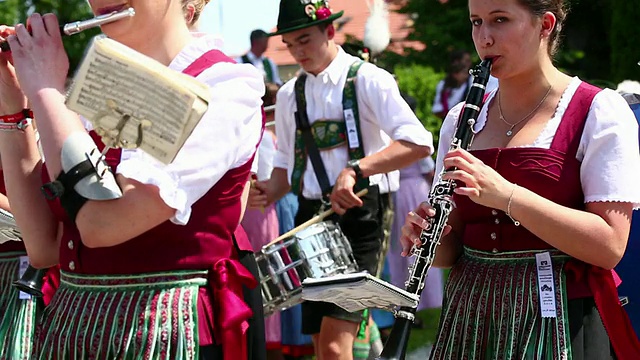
[291,61,390,334]
[32,50,265,360]
[430,82,640,359]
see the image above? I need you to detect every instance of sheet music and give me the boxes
[66,37,209,164]
[0,208,22,244]
[302,272,419,313]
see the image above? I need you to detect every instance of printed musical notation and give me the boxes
[66,36,209,164]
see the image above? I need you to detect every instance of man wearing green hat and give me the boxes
[250,0,434,358]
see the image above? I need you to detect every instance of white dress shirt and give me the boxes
[251,130,277,181]
[235,51,283,86]
[273,47,434,200]
[83,34,265,225]
[434,77,640,209]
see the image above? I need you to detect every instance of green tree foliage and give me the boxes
[556,0,612,83]
[394,64,445,147]
[382,0,637,146]
[610,0,640,83]
[397,0,474,72]
[392,0,629,84]
[0,0,24,25]
[0,0,99,76]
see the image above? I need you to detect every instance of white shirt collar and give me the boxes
[304,46,352,85]
[246,51,264,62]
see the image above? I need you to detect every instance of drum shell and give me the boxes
[258,221,357,316]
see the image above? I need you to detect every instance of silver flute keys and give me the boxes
[63,8,136,35]
[0,8,136,52]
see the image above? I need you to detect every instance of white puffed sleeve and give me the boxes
[116,62,265,224]
[431,103,464,191]
[577,89,640,209]
[357,64,434,151]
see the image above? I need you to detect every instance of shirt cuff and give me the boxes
[391,127,435,154]
[273,153,290,173]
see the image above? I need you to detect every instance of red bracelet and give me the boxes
[0,109,33,132]
[0,109,33,124]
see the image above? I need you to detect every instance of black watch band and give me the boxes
[346,159,364,180]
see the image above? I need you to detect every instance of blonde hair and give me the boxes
[182,0,210,26]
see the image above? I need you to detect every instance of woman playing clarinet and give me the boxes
[401,0,640,358]
[0,0,266,359]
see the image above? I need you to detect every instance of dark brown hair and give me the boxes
[444,49,471,88]
[516,0,569,56]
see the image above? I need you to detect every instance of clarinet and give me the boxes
[377,58,493,360]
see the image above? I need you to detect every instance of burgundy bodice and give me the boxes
[53,131,253,274]
[458,146,584,252]
[454,82,605,298]
[0,241,25,253]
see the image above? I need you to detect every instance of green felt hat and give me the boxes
[270,0,344,36]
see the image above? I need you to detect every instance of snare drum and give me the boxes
[256,221,357,316]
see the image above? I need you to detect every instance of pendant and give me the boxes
[506,130,513,137]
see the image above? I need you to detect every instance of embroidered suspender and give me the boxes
[343,60,369,190]
[291,60,368,195]
[262,58,274,83]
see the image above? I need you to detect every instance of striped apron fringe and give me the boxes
[430,247,572,360]
[33,269,209,360]
[0,251,38,360]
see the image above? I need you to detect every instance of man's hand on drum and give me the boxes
[400,202,452,257]
[329,167,363,215]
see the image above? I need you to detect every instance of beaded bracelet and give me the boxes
[506,183,521,226]
[0,109,33,132]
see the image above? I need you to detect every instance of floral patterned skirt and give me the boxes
[33,269,208,360]
[431,247,573,360]
[0,251,39,360]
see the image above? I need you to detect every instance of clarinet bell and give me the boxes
[13,265,46,297]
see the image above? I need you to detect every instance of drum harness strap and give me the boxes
[291,60,369,208]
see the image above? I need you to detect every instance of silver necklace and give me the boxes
[498,85,552,137]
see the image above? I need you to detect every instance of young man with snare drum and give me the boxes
[248,0,434,358]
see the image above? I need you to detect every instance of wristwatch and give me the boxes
[346,159,364,180]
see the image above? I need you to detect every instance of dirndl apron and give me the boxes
[0,248,38,360]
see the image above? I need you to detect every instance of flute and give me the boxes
[0,7,136,52]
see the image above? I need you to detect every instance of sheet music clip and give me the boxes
[84,147,110,179]
[92,99,152,157]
